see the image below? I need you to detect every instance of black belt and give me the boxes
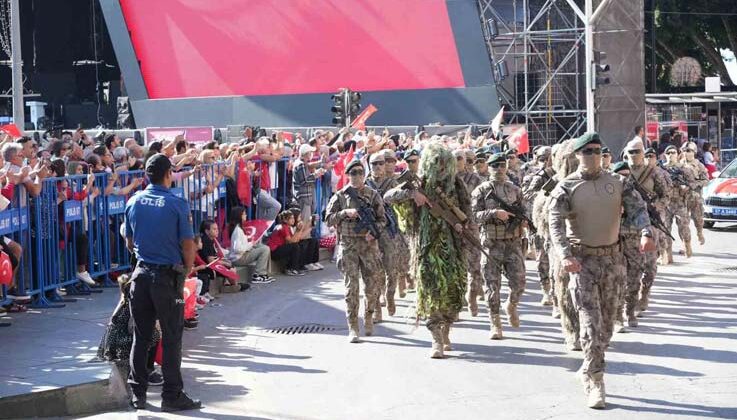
[138,261,175,270]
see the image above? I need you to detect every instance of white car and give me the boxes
[702,158,737,228]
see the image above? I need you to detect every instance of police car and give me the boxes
[703,158,737,228]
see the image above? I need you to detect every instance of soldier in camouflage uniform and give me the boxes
[680,141,709,246]
[472,153,527,339]
[661,146,697,259]
[385,143,469,359]
[645,149,674,266]
[384,150,410,297]
[601,147,612,172]
[549,133,654,409]
[473,150,491,182]
[619,141,669,326]
[533,140,581,351]
[366,152,401,319]
[391,150,422,290]
[505,150,523,187]
[326,160,387,343]
[455,149,484,316]
[522,146,555,306]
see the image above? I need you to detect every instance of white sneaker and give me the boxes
[204,293,216,301]
[304,264,320,271]
[314,262,325,270]
[77,271,96,286]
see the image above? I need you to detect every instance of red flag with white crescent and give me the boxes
[507,125,530,154]
[351,104,378,130]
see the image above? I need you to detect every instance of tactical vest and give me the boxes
[567,172,623,247]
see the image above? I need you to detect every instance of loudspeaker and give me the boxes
[117,96,135,129]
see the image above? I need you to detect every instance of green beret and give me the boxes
[345,160,364,175]
[612,161,629,173]
[602,147,611,155]
[487,152,507,164]
[403,149,420,160]
[573,132,603,152]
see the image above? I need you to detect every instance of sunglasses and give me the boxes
[666,151,677,155]
[581,148,602,156]
[474,159,486,164]
[645,154,656,158]
[348,170,365,176]
[406,159,419,164]
[490,162,507,168]
[627,149,642,155]
[466,159,474,164]
[370,161,385,166]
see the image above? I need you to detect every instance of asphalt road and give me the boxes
[86,223,737,420]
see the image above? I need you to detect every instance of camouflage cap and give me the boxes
[572,132,603,152]
[369,152,385,164]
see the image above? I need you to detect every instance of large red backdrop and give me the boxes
[120,0,466,99]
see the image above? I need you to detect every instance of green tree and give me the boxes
[646,0,737,91]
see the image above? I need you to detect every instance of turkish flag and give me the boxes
[0,251,12,286]
[242,219,274,243]
[280,131,294,142]
[333,146,355,190]
[507,126,529,154]
[351,104,378,130]
[0,124,23,139]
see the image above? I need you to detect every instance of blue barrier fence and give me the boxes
[0,159,330,311]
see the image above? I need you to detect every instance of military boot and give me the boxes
[540,283,553,306]
[373,306,383,323]
[441,324,452,351]
[364,313,374,336]
[637,286,651,316]
[666,247,674,264]
[685,241,693,258]
[587,373,606,409]
[489,314,503,340]
[387,294,396,316]
[697,230,705,245]
[626,311,638,327]
[504,300,520,327]
[429,327,444,359]
[552,305,561,319]
[566,339,582,351]
[398,276,407,298]
[348,319,360,343]
[614,311,626,333]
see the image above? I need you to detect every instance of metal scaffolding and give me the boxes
[477,0,587,147]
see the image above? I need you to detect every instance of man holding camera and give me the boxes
[124,153,201,412]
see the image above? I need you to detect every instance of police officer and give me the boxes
[125,154,201,412]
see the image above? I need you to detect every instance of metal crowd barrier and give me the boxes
[0,158,336,311]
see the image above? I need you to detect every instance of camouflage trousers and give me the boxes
[337,237,382,326]
[376,230,403,304]
[687,196,705,235]
[551,253,579,347]
[464,228,484,300]
[481,238,526,315]
[569,252,625,376]
[618,234,656,318]
[663,201,691,245]
[533,234,550,288]
[425,309,457,331]
[406,232,419,288]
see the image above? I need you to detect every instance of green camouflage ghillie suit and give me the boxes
[326,162,387,343]
[533,139,581,350]
[472,153,527,340]
[549,133,652,409]
[386,143,469,358]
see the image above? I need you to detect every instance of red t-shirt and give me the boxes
[259,160,270,191]
[267,223,292,252]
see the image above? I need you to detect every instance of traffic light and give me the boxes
[349,90,362,119]
[331,89,347,126]
[592,50,611,89]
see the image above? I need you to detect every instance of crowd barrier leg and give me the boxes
[30,183,65,309]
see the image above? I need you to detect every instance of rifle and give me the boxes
[345,187,382,240]
[628,176,675,241]
[483,187,537,234]
[659,162,689,188]
[397,172,490,259]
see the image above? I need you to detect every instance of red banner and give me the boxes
[351,104,378,130]
[334,147,355,190]
[0,124,23,139]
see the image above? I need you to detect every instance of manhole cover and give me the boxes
[266,323,346,335]
[715,266,737,272]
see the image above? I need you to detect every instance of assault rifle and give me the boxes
[483,187,537,234]
[345,187,382,240]
[629,176,675,241]
[659,162,689,188]
[397,172,490,259]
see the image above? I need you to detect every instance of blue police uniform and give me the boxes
[125,183,193,403]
